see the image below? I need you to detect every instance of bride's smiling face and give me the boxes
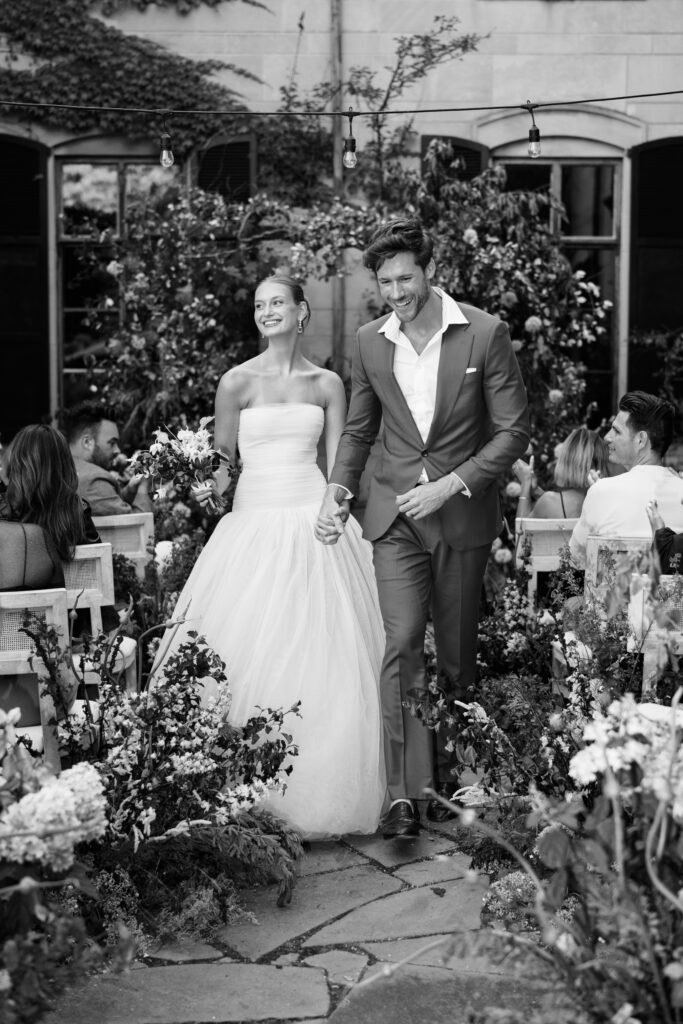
[254,282,303,338]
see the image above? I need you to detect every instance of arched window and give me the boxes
[419,136,489,180]
[197,135,255,199]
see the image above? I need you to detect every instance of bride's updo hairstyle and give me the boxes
[258,274,311,331]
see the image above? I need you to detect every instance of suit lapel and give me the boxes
[426,322,474,445]
[371,332,425,448]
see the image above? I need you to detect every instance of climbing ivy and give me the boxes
[0,0,259,154]
[97,0,264,13]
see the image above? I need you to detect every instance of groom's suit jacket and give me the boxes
[330,302,530,550]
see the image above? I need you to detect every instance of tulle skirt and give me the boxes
[156,463,386,838]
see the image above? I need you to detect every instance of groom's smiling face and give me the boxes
[376,252,435,325]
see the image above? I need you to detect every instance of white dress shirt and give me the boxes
[569,464,683,568]
[379,287,470,488]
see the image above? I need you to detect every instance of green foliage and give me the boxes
[630,327,683,432]
[0,0,252,154]
[96,0,265,14]
[83,188,297,442]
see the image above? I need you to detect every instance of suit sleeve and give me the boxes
[452,320,530,494]
[328,334,382,496]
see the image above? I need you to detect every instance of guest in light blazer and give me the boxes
[315,217,530,838]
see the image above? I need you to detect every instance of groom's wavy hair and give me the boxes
[258,274,311,329]
[618,390,676,458]
[363,218,434,274]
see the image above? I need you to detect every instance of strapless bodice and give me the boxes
[233,403,326,511]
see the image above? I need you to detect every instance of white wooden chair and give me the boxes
[584,535,652,617]
[62,544,137,692]
[629,572,683,696]
[551,533,650,680]
[0,588,67,771]
[515,517,578,607]
[92,512,154,579]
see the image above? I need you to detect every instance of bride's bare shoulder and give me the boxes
[316,366,346,401]
[216,359,261,397]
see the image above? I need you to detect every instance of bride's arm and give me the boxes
[322,372,348,477]
[213,371,243,497]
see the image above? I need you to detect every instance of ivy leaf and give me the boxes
[577,838,610,874]
[536,827,572,869]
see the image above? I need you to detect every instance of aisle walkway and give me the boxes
[46,818,561,1024]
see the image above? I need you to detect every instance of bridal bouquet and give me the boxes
[130,416,225,511]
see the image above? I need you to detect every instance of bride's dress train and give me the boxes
[156,403,386,837]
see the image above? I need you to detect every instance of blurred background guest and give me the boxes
[0,424,97,590]
[62,401,152,515]
[513,426,611,520]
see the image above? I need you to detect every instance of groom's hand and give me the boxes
[397,475,463,519]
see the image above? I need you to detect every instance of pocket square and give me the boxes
[465,367,477,374]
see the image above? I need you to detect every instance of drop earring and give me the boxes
[297,319,304,334]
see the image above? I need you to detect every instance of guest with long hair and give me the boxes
[2,424,97,559]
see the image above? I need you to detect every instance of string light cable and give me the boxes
[1,87,682,168]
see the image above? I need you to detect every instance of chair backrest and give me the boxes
[515,517,578,605]
[584,534,652,616]
[92,512,154,579]
[0,587,68,772]
[61,543,115,634]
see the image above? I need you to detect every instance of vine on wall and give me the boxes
[0,0,258,153]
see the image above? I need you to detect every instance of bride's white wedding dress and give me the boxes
[157,403,386,838]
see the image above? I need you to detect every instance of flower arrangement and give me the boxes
[0,709,112,1024]
[130,416,226,512]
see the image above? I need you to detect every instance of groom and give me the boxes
[315,217,529,838]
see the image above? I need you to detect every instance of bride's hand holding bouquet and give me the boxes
[130,416,230,514]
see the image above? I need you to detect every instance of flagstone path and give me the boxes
[45,818,563,1024]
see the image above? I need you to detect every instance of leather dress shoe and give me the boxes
[426,788,461,823]
[382,800,420,839]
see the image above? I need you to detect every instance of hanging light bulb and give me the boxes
[158,111,175,167]
[343,136,357,169]
[160,131,175,167]
[522,100,542,159]
[528,126,540,158]
[342,107,357,170]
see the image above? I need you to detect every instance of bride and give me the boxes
[154,274,386,838]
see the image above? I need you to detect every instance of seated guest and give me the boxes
[569,391,683,568]
[62,401,152,515]
[0,521,64,592]
[647,498,683,574]
[0,424,98,590]
[513,427,610,520]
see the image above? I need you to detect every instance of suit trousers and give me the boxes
[372,511,490,802]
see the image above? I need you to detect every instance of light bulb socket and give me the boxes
[527,126,541,159]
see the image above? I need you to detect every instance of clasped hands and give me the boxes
[314,476,459,545]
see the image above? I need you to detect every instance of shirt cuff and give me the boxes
[450,472,471,498]
[327,483,353,502]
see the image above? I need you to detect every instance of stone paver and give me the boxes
[391,850,471,885]
[302,950,369,987]
[147,939,223,963]
[219,863,403,960]
[44,963,330,1024]
[305,876,488,947]
[327,965,560,1023]
[45,830,558,1024]
[297,842,367,877]
[343,829,456,868]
